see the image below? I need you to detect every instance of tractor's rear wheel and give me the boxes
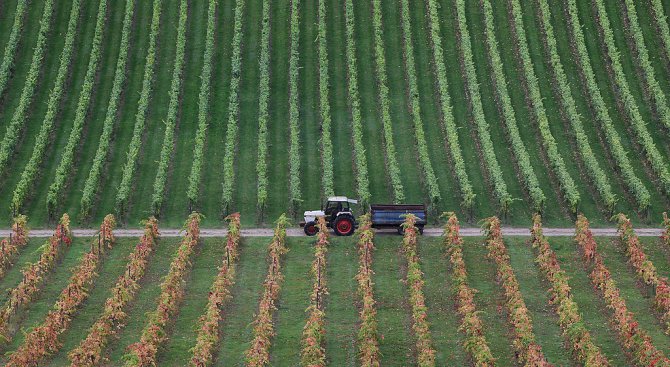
[334,216,355,236]
[304,221,318,236]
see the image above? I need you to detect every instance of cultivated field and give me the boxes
[0,0,669,228]
[0,213,668,366]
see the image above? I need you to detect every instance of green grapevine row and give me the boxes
[343,0,371,206]
[255,0,271,209]
[399,0,440,205]
[317,0,334,199]
[0,0,55,178]
[151,0,188,215]
[186,0,217,209]
[47,0,110,215]
[10,0,84,213]
[534,0,617,210]
[480,0,545,211]
[287,0,301,209]
[650,0,670,78]
[455,0,512,212]
[221,0,246,212]
[591,0,670,198]
[0,0,28,99]
[508,0,580,212]
[115,0,163,216]
[621,0,670,132]
[79,0,136,219]
[370,0,406,203]
[424,0,473,208]
[563,0,650,210]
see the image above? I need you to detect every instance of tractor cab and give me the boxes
[301,196,358,236]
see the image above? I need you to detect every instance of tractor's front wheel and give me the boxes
[333,216,355,236]
[304,221,318,236]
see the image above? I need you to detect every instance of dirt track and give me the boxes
[0,227,663,238]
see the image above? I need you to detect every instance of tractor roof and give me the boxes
[328,196,358,204]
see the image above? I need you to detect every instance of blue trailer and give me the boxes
[301,197,426,236]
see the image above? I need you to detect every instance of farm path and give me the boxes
[0,227,663,237]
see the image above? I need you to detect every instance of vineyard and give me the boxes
[0,211,668,366]
[0,0,667,228]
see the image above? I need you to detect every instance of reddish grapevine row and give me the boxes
[531,214,609,365]
[189,213,241,367]
[355,215,380,367]
[68,217,159,367]
[124,213,201,366]
[443,213,495,366]
[0,214,72,341]
[481,217,551,366]
[300,217,329,366]
[614,213,670,334]
[245,214,290,366]
[0,215,29,279]
[6,215,116,366]
[576,215,670,366]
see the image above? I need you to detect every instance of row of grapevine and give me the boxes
[317,0,334,198]
[245,214,289,366]
[455,0,512,213]
[508,0,580,212]
[300,217,328,366]
[534,0,617,211]
[479,0,545,212]
[186,0,217,209]
[79,0,136,219]
[663,212,670,247]
[370,0,405,203]
[124,213,201,366]
[591,0,670,197]
[424,0,474,209]
[287,0,302,209]
[151,0,188,215]
[355,215,380,367]
[613,213,670,334]
[401,215,435,366]
[0,215,29,280]
[0,0,28,99]
[650,0,670,73]
[189,213,240,366]
[343,0,371,206]
[443,213,495,365]
[0,214,72,341]
[530,214,610,365]
[220,0,246,212]
[620,0,670,131]
[481,216,551,366]
[6,215,116,367]
[563,0,650,211]
[47,0,110,215]
[398,0,440,205]
[575,215,670,367]
[68,217,159,367]
[11,0,85,213]
[0,0,55,177]
[255,0,271,209]
[115,0,164,216]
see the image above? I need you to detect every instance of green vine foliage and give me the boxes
[151,0,188,216]
[455,0,512,213]
[287,0,302,209]
[256,0,271,209]
[563,0,650,211]
[79,0,136,219]
[0,0,29,100]
[318,0,334,199]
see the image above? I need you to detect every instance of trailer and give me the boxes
[301,196,426,236]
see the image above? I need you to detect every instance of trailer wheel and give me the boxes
[397,226,405,235]
[304,221,318,236]
[334,216,355,236]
